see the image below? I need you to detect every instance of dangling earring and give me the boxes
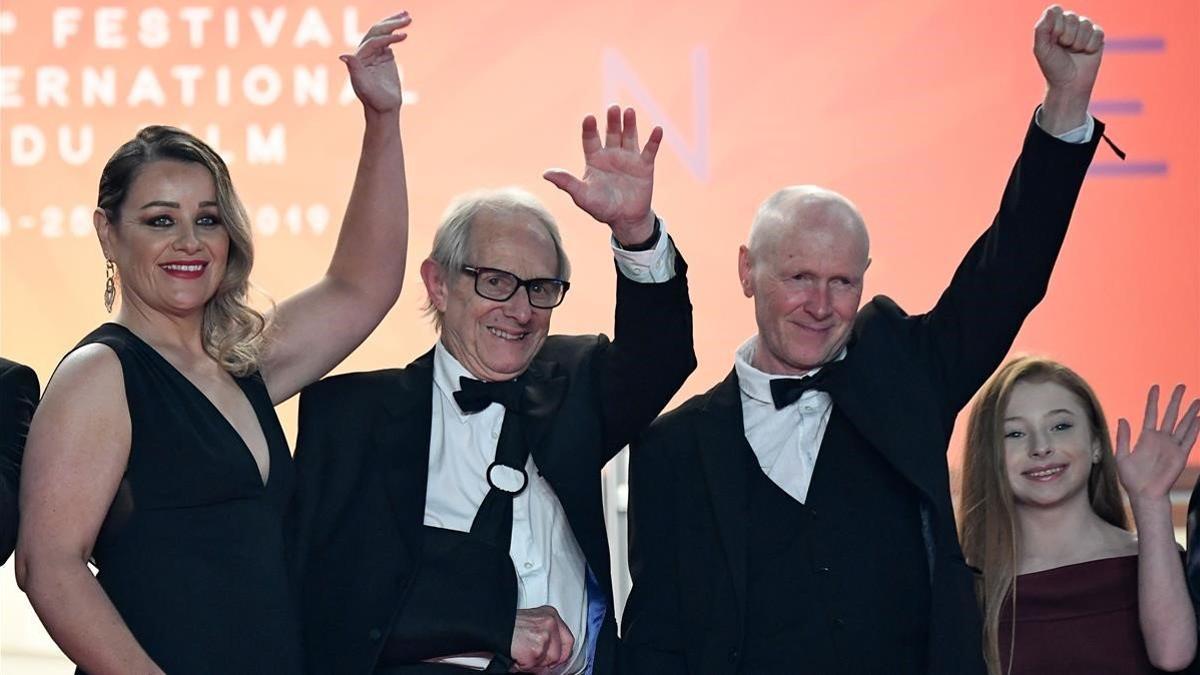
[104,260,116,313]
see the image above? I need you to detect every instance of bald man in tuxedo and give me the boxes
[621,7,1110,673]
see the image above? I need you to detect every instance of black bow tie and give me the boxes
[769,364,838,410]
[454,376,527,414]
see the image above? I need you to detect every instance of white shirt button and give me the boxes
[524,562,534,569]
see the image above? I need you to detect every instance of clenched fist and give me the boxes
[1033,5,1104,134]
[510,605,575,672]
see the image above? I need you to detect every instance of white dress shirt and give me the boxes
[734,337,841,504]
[422,221,676,673]
[1038,108,1095,144]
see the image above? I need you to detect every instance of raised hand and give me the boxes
[510,605,575,672]
[1115,384,1200,506]
[544,106,664,247]
[1033,6,1104,134]
[342,11,411,115]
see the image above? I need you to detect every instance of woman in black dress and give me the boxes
[960,356,1198,674]
[15,12,412,673]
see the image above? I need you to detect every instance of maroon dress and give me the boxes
[998,555,1181,675]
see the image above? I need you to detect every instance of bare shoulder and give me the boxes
[32,343,130,452]
[43,343,124,406]
[19,344,133,563]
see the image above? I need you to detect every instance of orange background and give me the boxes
[1,0,1197,472]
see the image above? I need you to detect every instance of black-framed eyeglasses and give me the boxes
[462,265,570,309]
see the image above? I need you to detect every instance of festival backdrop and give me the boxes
[0,0,1197,667]
[1,0,1197,466]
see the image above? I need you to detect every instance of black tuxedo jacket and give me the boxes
[1,357,39,565]
[621,116,1103,675]
[289,256,694,675]
[1186,475,1200,619]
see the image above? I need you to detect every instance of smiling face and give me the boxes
[96,159,229,319]
[421,210,559,381]
[739,189,870,375]
[1002,378,1102,510]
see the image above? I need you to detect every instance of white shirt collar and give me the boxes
[733,335,846,405]
[433,341,478,418]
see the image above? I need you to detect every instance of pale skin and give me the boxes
[544,104,663,247]
[738,192,870,376]
[1009,383,1199,672]
[418,106,663,672]
[510,605,575,673]
[1033,5,1105,135]
[421,215,559,384]
[1118,385,1199,671]
[15,13,412,674]
[1006,380,1133,575]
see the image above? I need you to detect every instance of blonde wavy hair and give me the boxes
[98,125,266,376]
[959,355,1127,675]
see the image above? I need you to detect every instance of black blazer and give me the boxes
[1,357,39,565]
[289,256,695,674]
[621,116,1103,675]
[1186,475,1200,618]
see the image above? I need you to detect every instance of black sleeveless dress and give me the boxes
[75,323,301,674]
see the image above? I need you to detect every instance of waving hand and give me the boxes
[1116,384,1200,504]
[544,106,664,247]
[342,11,411,114]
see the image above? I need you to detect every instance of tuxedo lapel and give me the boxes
[696,369,751,612]
[523,356,569,481]
[377,348,436,533]
[821,340,941,509]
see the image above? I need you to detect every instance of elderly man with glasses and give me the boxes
[289,106,695,675]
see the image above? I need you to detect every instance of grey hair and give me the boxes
[423,187,571,331]
[748,185,869,258]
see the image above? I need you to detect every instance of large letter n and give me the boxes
[602,47,710,182]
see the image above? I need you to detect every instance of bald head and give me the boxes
[747,185,870,265]
[738,185,871,375]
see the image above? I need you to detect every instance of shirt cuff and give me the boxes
[611,217,677,283]
[1034,105,1095,144]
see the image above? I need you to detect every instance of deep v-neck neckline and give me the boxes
[106,323,272,487]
